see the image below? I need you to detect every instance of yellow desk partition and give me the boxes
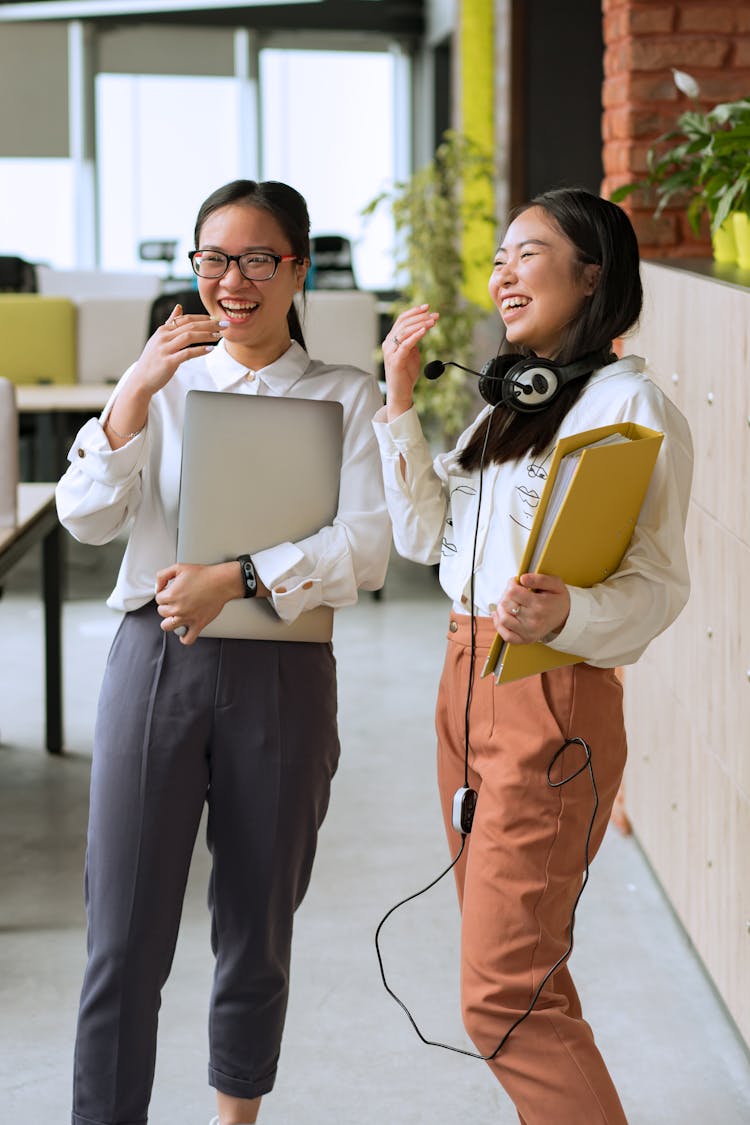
[0,294,77,385]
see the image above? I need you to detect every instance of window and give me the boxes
[0,159,76,268]
[260,49,396,291]
[96,74,242,275]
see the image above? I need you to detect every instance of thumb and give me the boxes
[520,572,561,592]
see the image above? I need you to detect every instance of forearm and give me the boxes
[103,380,154,450]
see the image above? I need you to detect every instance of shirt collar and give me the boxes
[205,338,311,393]
[588,353,645,384]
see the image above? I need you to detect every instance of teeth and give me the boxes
[221,302,259,315]
[502,296,530,311]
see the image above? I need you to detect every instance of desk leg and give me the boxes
[42,521,63,753]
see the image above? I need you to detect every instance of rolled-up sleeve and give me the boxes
[56,415,148,546]
[372,405,450,565]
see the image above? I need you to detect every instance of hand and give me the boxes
[130,303,226,397]
[104,304,227,449]
[491,572,571,645]
[383,304,439,421]
[154,561,244,645]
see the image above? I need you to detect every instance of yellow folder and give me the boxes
[481,422,664,685]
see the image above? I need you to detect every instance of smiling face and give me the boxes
[488,205,600,359]
[196,202,307,370]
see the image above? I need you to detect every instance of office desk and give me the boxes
[16,383,113,481]
[0,484,63,753]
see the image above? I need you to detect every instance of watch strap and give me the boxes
[237,554,258,598]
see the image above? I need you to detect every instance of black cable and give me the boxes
[375,736,599,1059]
[463,404,497,788]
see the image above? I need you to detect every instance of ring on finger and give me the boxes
[393,334,401,348]
[167,318,178,329]
[510,605,521,617]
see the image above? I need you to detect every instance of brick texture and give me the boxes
[600,0,750,259]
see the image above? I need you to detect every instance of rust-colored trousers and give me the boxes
[435,613,629,1125]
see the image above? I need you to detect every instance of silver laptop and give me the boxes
[176,389,343,641]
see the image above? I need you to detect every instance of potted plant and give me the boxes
[611,70,750,267]
[362,130,497,442]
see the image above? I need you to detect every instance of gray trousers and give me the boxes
[72,601,340,1125]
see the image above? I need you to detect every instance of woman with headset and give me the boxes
[373,188,692,1123]
[57,179,389,1125]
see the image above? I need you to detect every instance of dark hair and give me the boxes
[193,178,310,349]
[459,187,643,470]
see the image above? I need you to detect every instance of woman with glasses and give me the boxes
[373,188,692,1123]
[56,179,390,1125]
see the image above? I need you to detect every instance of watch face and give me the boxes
[241,557,257,596]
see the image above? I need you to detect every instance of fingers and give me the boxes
[155,565,178,596]
[519,572,563,593]
[159,612,193,644]
[385,304,439,355]
[162,302,228,350]
[491,598,527,643]
[492,574,571,644]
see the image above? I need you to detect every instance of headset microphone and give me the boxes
[424,359,471,381]
[424,352,601,412]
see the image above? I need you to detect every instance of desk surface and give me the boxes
[0,484,58,562]
[15,383,113,414]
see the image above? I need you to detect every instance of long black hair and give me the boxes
[459,188,643,470]
[193,178,310,349]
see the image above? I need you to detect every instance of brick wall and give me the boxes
[601,0,750,258]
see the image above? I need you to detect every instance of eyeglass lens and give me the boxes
[192,252,279,280]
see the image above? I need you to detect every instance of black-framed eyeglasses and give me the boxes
[189,249,303,282]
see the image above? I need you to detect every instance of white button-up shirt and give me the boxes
[57,340,391,621]
[373,355,693,668]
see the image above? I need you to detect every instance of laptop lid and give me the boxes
[176,389,343,641]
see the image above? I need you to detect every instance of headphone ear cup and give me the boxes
[478,356,518,406]
[504,360,560,412]
[478,352,597,412]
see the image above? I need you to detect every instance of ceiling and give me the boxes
[0,0,425,36]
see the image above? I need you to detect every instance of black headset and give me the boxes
[423,351,602,413]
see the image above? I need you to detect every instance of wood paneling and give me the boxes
[623,261,750,1047]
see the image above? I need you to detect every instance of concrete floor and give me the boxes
[1,538,750,1124]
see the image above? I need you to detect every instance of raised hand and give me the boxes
[382,304,439,421]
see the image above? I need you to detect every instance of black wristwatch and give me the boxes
[237,554,258,598]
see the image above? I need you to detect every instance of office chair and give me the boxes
[146,287,207,340]
[0,255,38,293]
[309,235,357,289]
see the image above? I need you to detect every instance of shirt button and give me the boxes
[489,602,497,612]
[449,620,458,633]
[460,595,468,606]
[77,448,86,458]
[245,371,256,382]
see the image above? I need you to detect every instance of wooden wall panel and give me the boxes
[623,261,750,1048]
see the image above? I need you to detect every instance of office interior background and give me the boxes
[1,1,749,1121]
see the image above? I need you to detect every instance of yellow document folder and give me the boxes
[481,422,664,685]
